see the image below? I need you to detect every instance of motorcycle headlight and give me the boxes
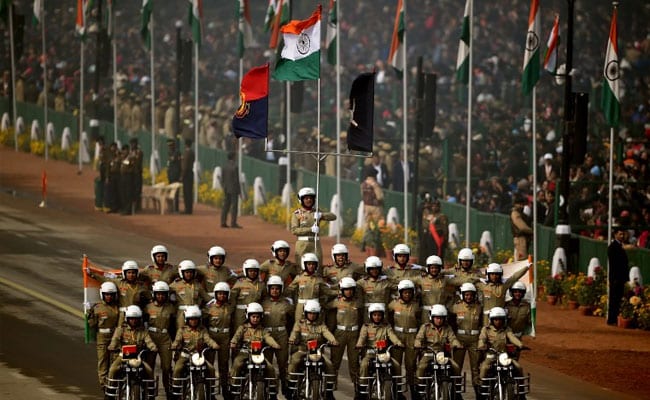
[251,354,266,365]
[435,352,448,365]
[308,352,323,362]
[498,352,512,366]
[191,353,205,366]
[128,358,142,368]
[377,352,391,363]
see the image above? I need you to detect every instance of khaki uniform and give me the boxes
[130,104,143,134]
[139,263,177,288]
[451,300,483,386]
[385,265,422,298]
[387,299,420,385]
[511,207,533,261]
[413,274,455,321]
[505,300,531,339]
[321,262,364,287]
[197,264,239,292]
[356,275,392,322]
[88,272,151,325]
[286,272,331,321]
[262,297,295,387]
[327,295,363,384]
[170,278,212,328]
[478,325,523,379]
[230,323,280,381]
[171,325,219,378]
[204,300,235,389]
[475,265,529,325]
[290,207,337,264]
[107,324,158,380]
[260,259,299,284]
[164,106,176,138]
[414,323,461,378]
[230,277,266,328]
[144,301,176,393]
[356,322,403,379]
[288,319,337,385]
[88,301,119,387]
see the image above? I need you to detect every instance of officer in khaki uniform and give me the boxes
[413,255,459,322]
[388,280,421,398]
[504,282,531,340]
[260,240,300,284]
[140,245,177,288]
[326,277,363,399]
[87,282,120,389]
[475,263,530,326]
[230,259,266,328]
[203,282,235,399]
[321,243,364,287]
[414,304,462,380]
[290,187,337,264]
[107,306,158,382]
[144,282,176,398]
[261,276,295,398]
[451,282,483,398]
[385,244,423,298]
[171,306,220,381]
[197,246,239,292]
[356,256,392,323]
[170,260,212,329]
[286,253,331,322]
[478,307,524,380]
[119,144,136,215]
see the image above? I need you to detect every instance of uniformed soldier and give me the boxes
[385,244,422,298]
[140,244,177,288]
[94,136,109,211]
[164,101,176,138]
[451,282,483,399]
[203,282,235,400]
[356,303,404,395]
[129,96,143,134]
[261,276,295,398]
[106,142,121,213]
[144,281,176,399]
[167,139,181,184]
[171,306,220,382]
[356,256,392,323]
[169,260,212,329]
[414,304,462,381]
[119,144,136,215]
[287,300,339,400]
[450,248,483,300]
[229,303,281,399]
[388,280,421,399]
[290,187,337,264]
[286,253,331,322]
[326,277,363,400]
[413,255,456,322]
[87,282,120,389]
[260,240,299,284]
[321,243,364,287]
[475,263,530,326]
[129,138,144,212]
[478,307,525,381]
[504,282,531,340]
[197,246,238,292]
[230,259,265,328]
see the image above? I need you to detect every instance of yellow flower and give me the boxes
[630,296,642,306]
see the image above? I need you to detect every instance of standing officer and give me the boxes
[418,195,449,263]
[505,282,532,340]
[451,283,483,399]
[129,137,144,212]
[260,240,299,284]
[144,281,176,399]
[94,136,109,211]
[140,244,177,288]
[511,195,533,261]
[360,166,384,231]
[475,262,530,326]
[290,187,337,264]
[106,142,121,213]
[87,282,120,390]
[286,253,331,322]
[119,144,136,215]
[167,139,181,212]
[169,260,212,329]
[230,259,265,328]
[221,152,241,228]
[356,256,392,323]
[198,246,238,292]
[181,138,195,214]
[203,282,235,400]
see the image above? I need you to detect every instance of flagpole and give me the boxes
[112,8,117,144]
[532,86,538,301]
[315,78,321,249]
[335,0,341,242]
[465,0,473,247]
[401,0,408,242]
[79,39,84,173]
[41,0,48,161]
[9,3,17,151]
[607,126,614,244]
[286,81,291,229]
[150,14,156,185]
[239,58,243,219]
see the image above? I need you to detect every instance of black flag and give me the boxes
[347,72,375,153]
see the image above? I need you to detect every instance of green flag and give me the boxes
[456,0,471,84]
[141,0,152,50]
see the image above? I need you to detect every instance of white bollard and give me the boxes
[356,201,365,230]
[31,120,40,141]
[281,182,293,207]
[150,151,160,179]
[16,116,24,134]
[61,127,71,151]
[629,266,643,287]
[551,247,567,276]
[253,177,266,215]
[193,161,202,183]
[448,223,460,250]
[80,131,91,163]
[480,230,493,259]
[239,172,247,201]
[386,207,399,227]
[46,122,55,145]
[587,257,600,278]
[328,194,341,237]
[212,166,222,191]
[1,112,9,131]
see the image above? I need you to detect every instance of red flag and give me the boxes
[41,170,47,201]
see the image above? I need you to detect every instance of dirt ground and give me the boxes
[2,146,650,399]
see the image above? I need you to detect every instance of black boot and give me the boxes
[474,385,483,400]
[410,384,421,400]
[326,392,336,400]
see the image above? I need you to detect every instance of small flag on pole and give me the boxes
[188,0,202,48]
[387,0,405,76]
[347,72,375,154]
[601,4,620,127]
[521,0,540,95]
[76,0,87,39]
[141,0,152,50]
[456,0,471,84]
[233,64,269,140]
[264,0,276,32]
[32,0,42,26]
[326,0,337,65]
[269,0,290,49]
[272,6,321,82]
[237,0,257,58]
[543,14,560,74]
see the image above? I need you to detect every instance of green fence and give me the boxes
[4,99,648,277]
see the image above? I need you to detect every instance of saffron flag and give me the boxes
[269,0,290,49]
[237,0,257,58]
[456,0,471,84]
[521,0,540,95]
[543,14,559,74]
[233,64,269,139]
[141,0,152,50]
[188,0,202,48]
[76,0,88,38]
[82,255,121,343]
[601,5,620,127]
[272,6,321,82]
[326,0,337,65]
[347,72,375,154]
[387,0,404,76]
[32,0,42,26]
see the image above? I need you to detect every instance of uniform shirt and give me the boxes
[231,323,281,348]
[260,259,299,284]
[109,324,158,353]
[388,298,421,330]
[477,325,523,352]
[170,279,212,307]
[504,300,531,337]
[451,301,483,334]
[356,322,404,349]
[203,301,235,332]
[262,298,295,330]
[197,264,238,292]
[415,323,461,350]
[140,263,177,287]
[231,277,265,306]
[356,275,392,305]
[172,325,219,351]
[88,301,119,337]
[289,319,337,352]
[144,301,176,332]
[287,272,330,304]
[326,295,363,329]
[412,274,454,310]
[290,207,336,238]
[475,266,530,311]
[321,262,364,286]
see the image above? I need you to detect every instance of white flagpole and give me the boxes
[335,0,341,242]
[286,81,292,229]
[79,40,84,173]
[194,41,199,205]
[112,8,117,144]
[402,0,408,241]
[41,1,48,161]
[315,79,321,250]
[9,4,17,151]
[464,0,473,247]
[238,58,243,218]
[532,87,538,300]
[150,15,156,185]
[607,126,614,244]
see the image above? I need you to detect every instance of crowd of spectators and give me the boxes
[1,0,648,246]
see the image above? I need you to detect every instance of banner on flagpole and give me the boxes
[82,255,120,343]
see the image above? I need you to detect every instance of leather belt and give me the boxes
[298,298,318,304]
[298,236,314,241]
[148,327,168,333]
[337,325,359,331]
[265,326,286,332]
[99,328,114,334]
[394,326,418,333]
[236,305,248,310]
[457,329,479,335]
[209,327,230,333]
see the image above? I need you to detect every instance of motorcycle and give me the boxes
[287,339,337,400]
[105,345,157,400]
[416,344,465,400]
[230,340,278,400]
[170,347,218,400]
[479,345,530,400]
[357,339,406,400]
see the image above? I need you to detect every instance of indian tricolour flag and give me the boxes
[325,0,337,65]
[272,6,321,82]
[601,5,620,127]
[455,0,471,84]
[387,0,404,76]
[32,0,42,26]
[82,255,120,343]
[543,14,559,74]
[188,0,202,48]
[237,0,257,58]
[264,0,276,32]
[521,0,540,95]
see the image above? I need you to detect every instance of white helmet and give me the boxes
[184,305,202,320]
[152,281,170,293]
[392,244,411,262]
[458,248,474,266]
[100,282,118,300]
[178,260,197,279]
[246,302,264,319]
[397,279,415,292]
[122,260,139,279]
[213,282,231,299]
[301,253,319,270]
[151,245,169,263]
[489,307,507,320]
[368,303,385,319]
[271,240,290,257]
[486,263,503,274]
[304,299,321,314]
[242,259,261,276]
[460,282,477,294]
[339,277,357,290]
[430,304,448,318]
[510,282,527,294]
[426,255,443,267]
[331,243,349,262]
[125,305,143,319]
[266,275,284,290]
[207,246,226,262]
[298,187,316,201]
[364,256,383,273]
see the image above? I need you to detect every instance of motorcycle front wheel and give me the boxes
[381,380,392,400]
[309,379,321,400]
[126,383,140,400]
[434,381,452,400]
[192,382,206,400]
